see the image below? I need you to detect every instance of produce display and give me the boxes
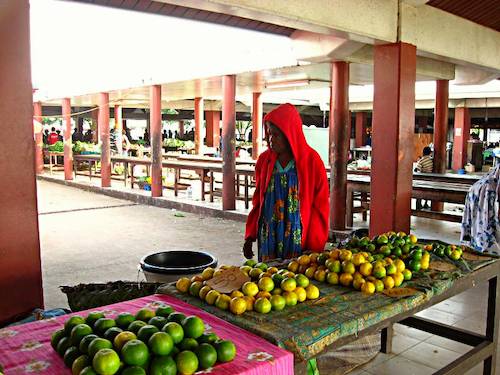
[73,141,100,154]
[47,141,64,152]
[50,304,236,375]
[285,232,463,295]
[175,261,320,315]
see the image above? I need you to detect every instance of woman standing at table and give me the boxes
[242,103,329,261]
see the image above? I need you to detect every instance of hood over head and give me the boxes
[263,103,309,161]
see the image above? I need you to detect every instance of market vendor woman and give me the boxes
[243,103,329,261]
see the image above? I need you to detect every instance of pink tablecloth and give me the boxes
[0,294,293,374]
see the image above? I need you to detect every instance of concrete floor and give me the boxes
[37,180,498,374]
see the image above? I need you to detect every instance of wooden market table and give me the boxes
[162,254,499,375]
[0,294,293,374]
[176,154,257,166]
[46,151,64,174]
[346,174,472,226]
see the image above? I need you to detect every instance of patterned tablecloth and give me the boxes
[0,295,293,375]
[161,253,498,362]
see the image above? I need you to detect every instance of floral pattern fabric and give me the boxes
[461,164,500,255]
[258,160,302,261]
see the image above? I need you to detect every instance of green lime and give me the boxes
[121,366,146,375]
[137,325,159,343]
[167,312,186,324]
[195,343,217,369]
[122,339,149,367]
[71,354,89,375]
[51,328,66,350]
[409,259,421,272]
[155,305,175,318]
[128,320,147,334]
[176,351,199,375]
[244,259,257,267]
[104,327,123,342]
[63,346,80,368]
[79,334,99,354]
[392,247,402,257]
[57,336,72,356]
[70,324,93,346]
[88,338,113,359]
[148,316,168,330]
[182,316,204,339]
[197,332,218,344]
[411,249,423,261]
[64,316,86,335]
[215,340,236,362]
[255,262,268,271]
[179,338,199,351]
[92,348,120,375]
[116,313,135,329]
[148,332,174,356]
[150,356,176,375]
[171,346,180,357]
[94,318,116,336]
[162,322,184,344]
[79,366,98,375]
[135,308,156,322]
[85,312,105,328]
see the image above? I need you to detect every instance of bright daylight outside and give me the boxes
[1,1,499,375]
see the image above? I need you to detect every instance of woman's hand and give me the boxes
[243,239,254,259]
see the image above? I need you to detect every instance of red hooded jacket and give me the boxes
[245,103,329,252]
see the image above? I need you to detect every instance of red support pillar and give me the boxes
[370,42,416,236]
[252,92,263,160]
[222,75,236,210]
[62,98,73,180]
[150,85,163,197]
[194,97,203,154]
[432,80,449,211]
[33,102,44,174]
[452,107,470,171]
[355,112,368,147]
[0,0,43,324]
[329,61,350,231]
[205,110,220,147]
[179,120,185,137]
[91,107,99,144]
[99,93,111,187]
[114,105,123,154]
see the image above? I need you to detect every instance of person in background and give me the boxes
[47,127,59,145]
[162,130,168,141]
[43,129,49,144]
[144,128,150,145]
[56,130,63,142]
[83,129,93,143]
[243,103,329,261]
[461,163,500,255]
[72,128,84,142]
[415,146,433,209]
[122,129,131,156]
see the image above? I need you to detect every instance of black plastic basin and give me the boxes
[140,251,217,283]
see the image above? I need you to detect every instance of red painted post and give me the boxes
[329,61,350,231]
[252,92,263,160]
[91,106,99,144]
[205,111,221,147]
[179,120,185,137]
[370,42,416,236]
[150,85,163,197]
[99,93,111,187]
[33,102,44,174]
[222,75,236,210]
[194,97,204,154]
[114,105,123,154]
[62,98,73,180]
[452,107,470,171]
[432,80,449,211]
[355,112,368,147]
[0,0,43,324]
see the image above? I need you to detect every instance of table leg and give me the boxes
[346,186,354,228]
[49,155,53,174]
[174,168,179,197]
[361,192,368,221]
[124,162,128,187]
[201,169,206,201]
[210,171,214,203]
[245,175,249,209]
[236,174,240,197]
[130,164,135,189]
[484,275,498,374]
[381,324,393,354]
[89,161,92,181]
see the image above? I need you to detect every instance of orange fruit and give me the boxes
[374,279,385,292]
[294,274,310,288]
[340,250,352,262]
[283,291,298,306]
[258,277,275,292]
[270,295,286,311]
[393,272,404,287]
[205,290,220,305]
[305,284,320,299]
[353,277,366,290]
[280,277,297,292]
[199,286,212,300]
[230,290,244,298]
[249,268,263,279]
[394,259,406,273]
[339,273,353,287]
[242,296,255,311]
[304,266,317,279]
[352,253,366,266]
[188,281,203,297]
[176,277,192,293]
[386,263,397,275]
[342,262,356,275]
[373,266,386,279]
[297,254,311,266]
[201,267,215,280]
[294,287,307,302]
[92,349,120,375]
[287,261,299,273]
[326,272,339,285]
[148,332,174,356]
[310,253,320,263]
[230,297,247,315]
[361,281,376,295]
[176,350,199,375]
[383,276,395,290]
[191,275,203,283]
[162,322,184,345]
[255,291,272,299]
[254,297,272,313]
[314,269,327,282]
[242,282,259,297]
[268,266,279,274]
[215,294,231,310]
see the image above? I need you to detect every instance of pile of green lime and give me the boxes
[51,304,237,375]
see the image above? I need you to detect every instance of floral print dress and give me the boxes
[258,160,302,261]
